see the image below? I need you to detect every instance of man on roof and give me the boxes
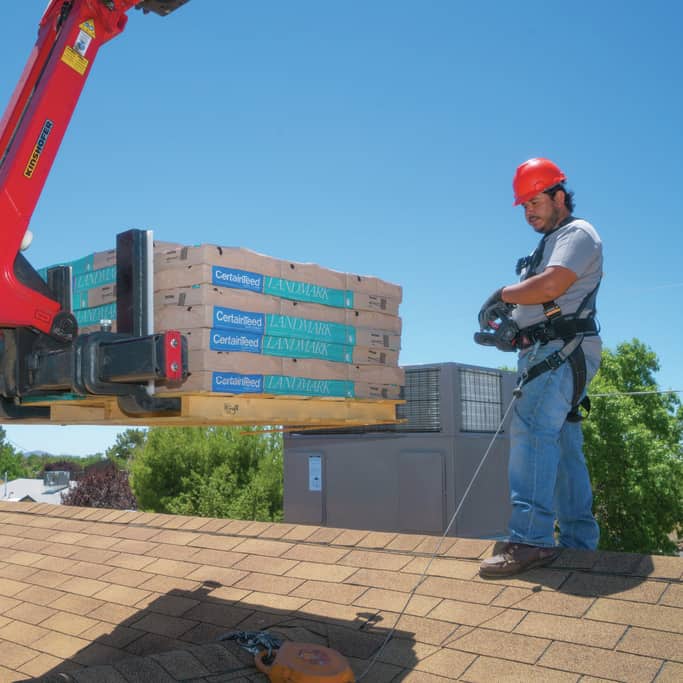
[477,158,603,578]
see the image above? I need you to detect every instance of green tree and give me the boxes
[106,429,147,469]
[584,339,683,555]
[130,427,283,521]
[0,427,27,480]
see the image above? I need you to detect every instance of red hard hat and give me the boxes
[512,158,566,206]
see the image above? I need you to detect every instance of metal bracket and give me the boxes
[117,388,181,416]
[47,265,73,314]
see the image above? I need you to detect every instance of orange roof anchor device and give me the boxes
[256,642,356,683]
[223,631,355,683]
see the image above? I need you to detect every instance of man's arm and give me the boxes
[501,266,577,305]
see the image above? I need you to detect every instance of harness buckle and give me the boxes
[515,323,553,348]
[544,351,565,370]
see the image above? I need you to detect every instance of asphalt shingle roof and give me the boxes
[0,500,681,682]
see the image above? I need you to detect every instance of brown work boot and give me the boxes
[479,542,560,578]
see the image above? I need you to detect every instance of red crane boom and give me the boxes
[0,1,189,419]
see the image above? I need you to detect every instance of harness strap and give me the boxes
[542,300,562,321]
[520,335,591,421]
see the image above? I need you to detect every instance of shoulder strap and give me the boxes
[523,216,575,279]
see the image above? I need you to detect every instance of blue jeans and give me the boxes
[508,342,600,550]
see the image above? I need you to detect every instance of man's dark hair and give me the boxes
[545,183,575,212]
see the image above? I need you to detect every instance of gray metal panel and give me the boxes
[398,450,445,533]
[452,435,511,539]
[325,446,399,531]
[283,450,324,525]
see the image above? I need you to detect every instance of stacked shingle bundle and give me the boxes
[39,247,117,331]
[40,244,404,399]
[153,245,404,399]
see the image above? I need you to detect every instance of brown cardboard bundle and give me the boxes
[175,327,399,366]
[69,240,181,278]
[165,371,401,400]
[73,283,116,310]
[184,349,405,385]
[155,306,400,351]
[155,245,402,300]
[154,265,400,316]
[154,285,402,334]
[153,241,404,395]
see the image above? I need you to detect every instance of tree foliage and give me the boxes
[0,427,27,480]
[130,427,283,521]
[584,339,683,554]
[106,429,147,469]
[61,461,137,509]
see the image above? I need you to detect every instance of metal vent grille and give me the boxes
[291,366,442,435]
[459,367,503,432]
[397,366,441,432]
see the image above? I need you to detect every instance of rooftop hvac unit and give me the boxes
[291,363,512,437]
[43,470,70,492]
[284,362,516,538]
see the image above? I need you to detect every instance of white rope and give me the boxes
[356,391,520,680]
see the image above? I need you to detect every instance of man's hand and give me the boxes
[478,287,512,330]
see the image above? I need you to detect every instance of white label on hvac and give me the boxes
[308,455,322,492]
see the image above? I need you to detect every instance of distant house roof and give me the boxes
[0,477,76,504]
[0,500,681,682]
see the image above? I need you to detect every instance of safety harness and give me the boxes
[480,218,600,421]
[516,293,598,421]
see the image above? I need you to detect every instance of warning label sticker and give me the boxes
[61,46,89,76]
[79,20,96,38]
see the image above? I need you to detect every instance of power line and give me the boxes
[617,282,683,293]
[590,389,681,398]
[5,438,32,453]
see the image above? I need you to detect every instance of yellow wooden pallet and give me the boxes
[5,392,403,428]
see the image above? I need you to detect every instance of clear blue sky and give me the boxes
[2,1,682,456]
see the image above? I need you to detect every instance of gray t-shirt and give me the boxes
[512,217,603,362]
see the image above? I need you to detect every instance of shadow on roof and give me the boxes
[19,581,420,681]
[18,548,660,682]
